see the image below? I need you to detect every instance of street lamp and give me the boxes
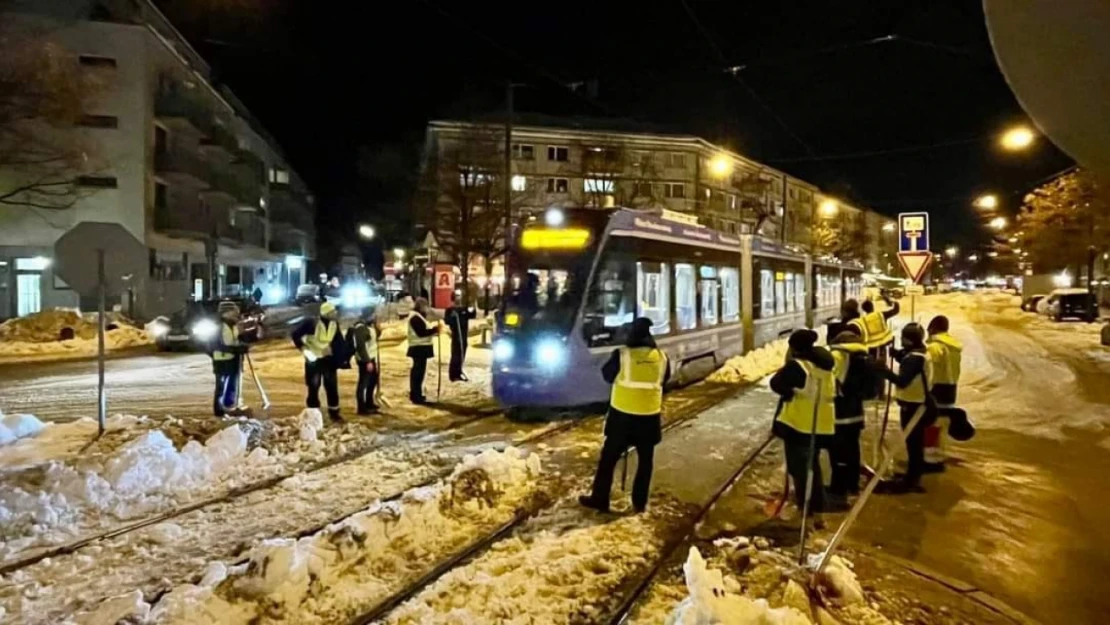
[945,246,959,258]
[709,154,732,177]
[974,194,998,210]
[1000,125,1036,151]
[358,224,375,240]
[989,216,1007,230]
[393,247,405,260]
[968,254,979,262]
[818,199,838,218]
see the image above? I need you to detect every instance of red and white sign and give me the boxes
[897,251,933,284]
[432,264,456,308]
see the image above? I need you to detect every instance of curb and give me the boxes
[864,549,1043,625]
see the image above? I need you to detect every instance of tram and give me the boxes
[491,208,865,409]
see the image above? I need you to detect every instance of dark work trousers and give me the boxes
[898,401,927,485]
[449,336,467,381]
[409,355,429,401]
[305,361,340,418]
[784,434,826,512]
[213,368,240,416]
[589,435,656,510]
[829,425,862,496]
[356,361,379,412]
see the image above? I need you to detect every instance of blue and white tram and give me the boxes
[491,208,861,410]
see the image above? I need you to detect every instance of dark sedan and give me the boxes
[147,299,265,351]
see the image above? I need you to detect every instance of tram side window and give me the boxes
[699,265,719,327]
[637,261,671,334]
[759,269,775,318]
[774,273,787,315]
[784,272,796,313]
[795,274,806,312]
[720,267,740,322]
[675,263,697,330]
[582,255,636,346]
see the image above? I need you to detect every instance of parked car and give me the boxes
[1041,288,1098,322]
[294,284,323,305]
[1021,293,1047,312]
[147,298,265,351]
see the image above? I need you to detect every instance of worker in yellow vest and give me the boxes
[292,301,345,420]
[580,317,670,514]
[881,323,935,494]
[924,315,963,469]
[769,329,841,513]
[211,301,251,417]
[406,298,440,404]
[827,327,874,500]
[849,295,899,350]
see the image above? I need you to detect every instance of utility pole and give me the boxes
[503,81,513,269]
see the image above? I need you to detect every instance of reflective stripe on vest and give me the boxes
[213,323,239,361]
[894,353,933,403]
[862,311,892,348]
[407,311,435,347]
[776,360,836,435]
[305,319,338,358]
[610,346,667,416]
[926,335,961,386]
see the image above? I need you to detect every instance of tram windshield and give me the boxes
[506,253,589,332]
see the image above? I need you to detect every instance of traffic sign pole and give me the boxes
[97,249,106,436]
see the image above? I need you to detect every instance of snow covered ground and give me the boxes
[0,310,151,363]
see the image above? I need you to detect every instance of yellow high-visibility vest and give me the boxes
[829,342,867,387]
[213,323,239,362]
[776,360,836,435]
[610,346,667,416]
[894,352,933,403]
[304,319,338,358]
[926,333,962,386]
[848,310,892,349]
[407,311,435,347]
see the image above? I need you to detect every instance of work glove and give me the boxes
[302,349,318,363]
[365,361,376,374]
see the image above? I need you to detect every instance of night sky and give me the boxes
[153,0,1073,261]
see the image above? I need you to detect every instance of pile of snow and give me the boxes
[708,339,788,384]
[140,447,542,625]
[297,408,325,443]
[0,325,150,360]
[813,554,864,606]
[0,411,45,446]
[666,547,811,625]
[0,415,143,472]
[0,309,142,343]
[0,425,265,558]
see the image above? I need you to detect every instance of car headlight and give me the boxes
[534,338,565,369]
[266,285,286,302]
[493,339,515,362]
[148,321,169,338]
[191,318,219,340]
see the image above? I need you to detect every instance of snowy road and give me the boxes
[856,293,1110,625]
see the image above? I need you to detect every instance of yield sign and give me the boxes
[898,251,933,284]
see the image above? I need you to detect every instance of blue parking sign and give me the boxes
[898,212,929,253]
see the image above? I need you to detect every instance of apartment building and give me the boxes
[421,119,892,268]
[0,0,315,320]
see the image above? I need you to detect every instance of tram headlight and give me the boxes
[493,339,515,362]
[534,338,566,369]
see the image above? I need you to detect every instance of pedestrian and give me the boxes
[211,301,250,417]
[925,315,963,469]
[827,327,872,501]
[880,323,935,494]
[252,285,264,305]
[769,329,843,514]
[352,309,381,415]
[444,293,476,382]
[579,317,669,514]
[407,297,439,404]
[292,301,345,421]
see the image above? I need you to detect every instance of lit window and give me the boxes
[636,261,671,335]
[269,168,290,184]
[16,257,51,271]
[795,274,806,312]
[511,175,527,191]
[699,266,719,327]
[774,273,787,315]
[546,178,569,193]
[663,183,685,199]
[675,263,697,330]
[720,267,740,322]
[759,269,775,318]
[784,273,796,313]
[546,146,569,162]
[460,170,490,186]
[584,178,614,193]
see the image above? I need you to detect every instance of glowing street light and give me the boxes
[989,216,1007,230]
[945,246,959,258]
[974,194,999,210]
[709,154,732,177]
[358,224,375,239]
[1000,125,1036,151]
[882,222,896,232]
[393,247,405,260]
[818,199,838,218]
[968,254,980,262]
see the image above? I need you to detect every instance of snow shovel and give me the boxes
[373,340,393,409]
[245,352,271,411]
[798,383,824,565]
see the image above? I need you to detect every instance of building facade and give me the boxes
[0,0,315,320]
[420,120,894,276]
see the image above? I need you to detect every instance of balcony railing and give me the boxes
[270,189,315,233]
[154,148,209,186]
